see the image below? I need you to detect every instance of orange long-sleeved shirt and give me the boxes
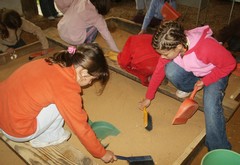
[0,59,106,158]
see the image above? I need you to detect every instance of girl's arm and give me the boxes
[95,17,119,52]
[196,38,236,86]
[139,58,170,110]
[57,92,107,158]
[21,18,49,51]
[0,43,9,52]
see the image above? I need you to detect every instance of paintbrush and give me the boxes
[143,107,152,131]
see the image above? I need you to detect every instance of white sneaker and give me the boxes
[47,16,55,20]
[30,130,71,148]
[176,90,191,98]
[55,13,63,18]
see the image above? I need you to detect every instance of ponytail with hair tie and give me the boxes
[67,46,77,56]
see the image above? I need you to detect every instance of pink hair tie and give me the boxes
[67,46,76,55]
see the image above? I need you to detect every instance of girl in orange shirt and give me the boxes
[0,43,117,163]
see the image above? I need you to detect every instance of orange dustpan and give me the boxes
[161,2,181,21]
[172,86,199,125]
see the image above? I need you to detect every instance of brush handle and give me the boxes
[190,86,199,100]
[143,107,148,127]
[115,155,129,160]
[115,155,153,162]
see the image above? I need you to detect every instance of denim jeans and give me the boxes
[165,61,231,151]
[84,26,98,43]
[39,0,58,17]
[8,38,26,49]
[135,0,151,10]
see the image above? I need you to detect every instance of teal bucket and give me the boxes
[201,149,240,165]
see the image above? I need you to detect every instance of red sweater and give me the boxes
[0,59,106,158]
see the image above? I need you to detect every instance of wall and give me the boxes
[0,0,23,15]
[0,0,38,18]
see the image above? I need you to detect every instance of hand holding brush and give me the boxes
[139,99,153,131]
[143,107,153,131]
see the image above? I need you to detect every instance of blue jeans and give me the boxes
[135,0,151,10]
[39,0,58,17]
[84,26,98,43]
[8,38,26,49]
[165,61,231,151]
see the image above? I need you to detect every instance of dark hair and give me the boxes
[45,43,109,86]
[0,8,22,39]
[152,21,187,50]
[90,0,111,15]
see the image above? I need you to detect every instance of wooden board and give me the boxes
[0,133,97,165]
[0,41,42,65]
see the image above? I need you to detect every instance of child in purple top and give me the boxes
[55,0,119,52]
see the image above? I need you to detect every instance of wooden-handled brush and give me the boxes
[143,107,152,131]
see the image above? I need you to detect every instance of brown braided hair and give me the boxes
[152,21,187,51]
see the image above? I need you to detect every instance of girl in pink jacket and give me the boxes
[139,21,236,151]
[55,0,119,52]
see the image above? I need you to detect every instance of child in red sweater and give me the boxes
[139,21,236,151]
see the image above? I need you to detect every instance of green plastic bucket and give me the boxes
[201,149,240,165]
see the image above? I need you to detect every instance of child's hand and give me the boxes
[138,29,146,35]
[139,98,151,110]
[195,80,204,90]
[41,49,48,56]
[101,150,117,163]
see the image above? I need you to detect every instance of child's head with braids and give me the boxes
[152,20,188,59]
[45,43,109,90]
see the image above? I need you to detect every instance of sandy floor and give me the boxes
[0,35,206,165]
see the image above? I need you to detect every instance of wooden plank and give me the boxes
[173,129,206,165]
[0,41,40,65]
[0,133,97,165]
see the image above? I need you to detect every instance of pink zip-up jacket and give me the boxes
[55,0,119,52]
[146,25,236,100]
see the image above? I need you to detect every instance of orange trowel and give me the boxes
[172,86,199,125]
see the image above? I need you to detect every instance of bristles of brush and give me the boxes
[145,113,153,131]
